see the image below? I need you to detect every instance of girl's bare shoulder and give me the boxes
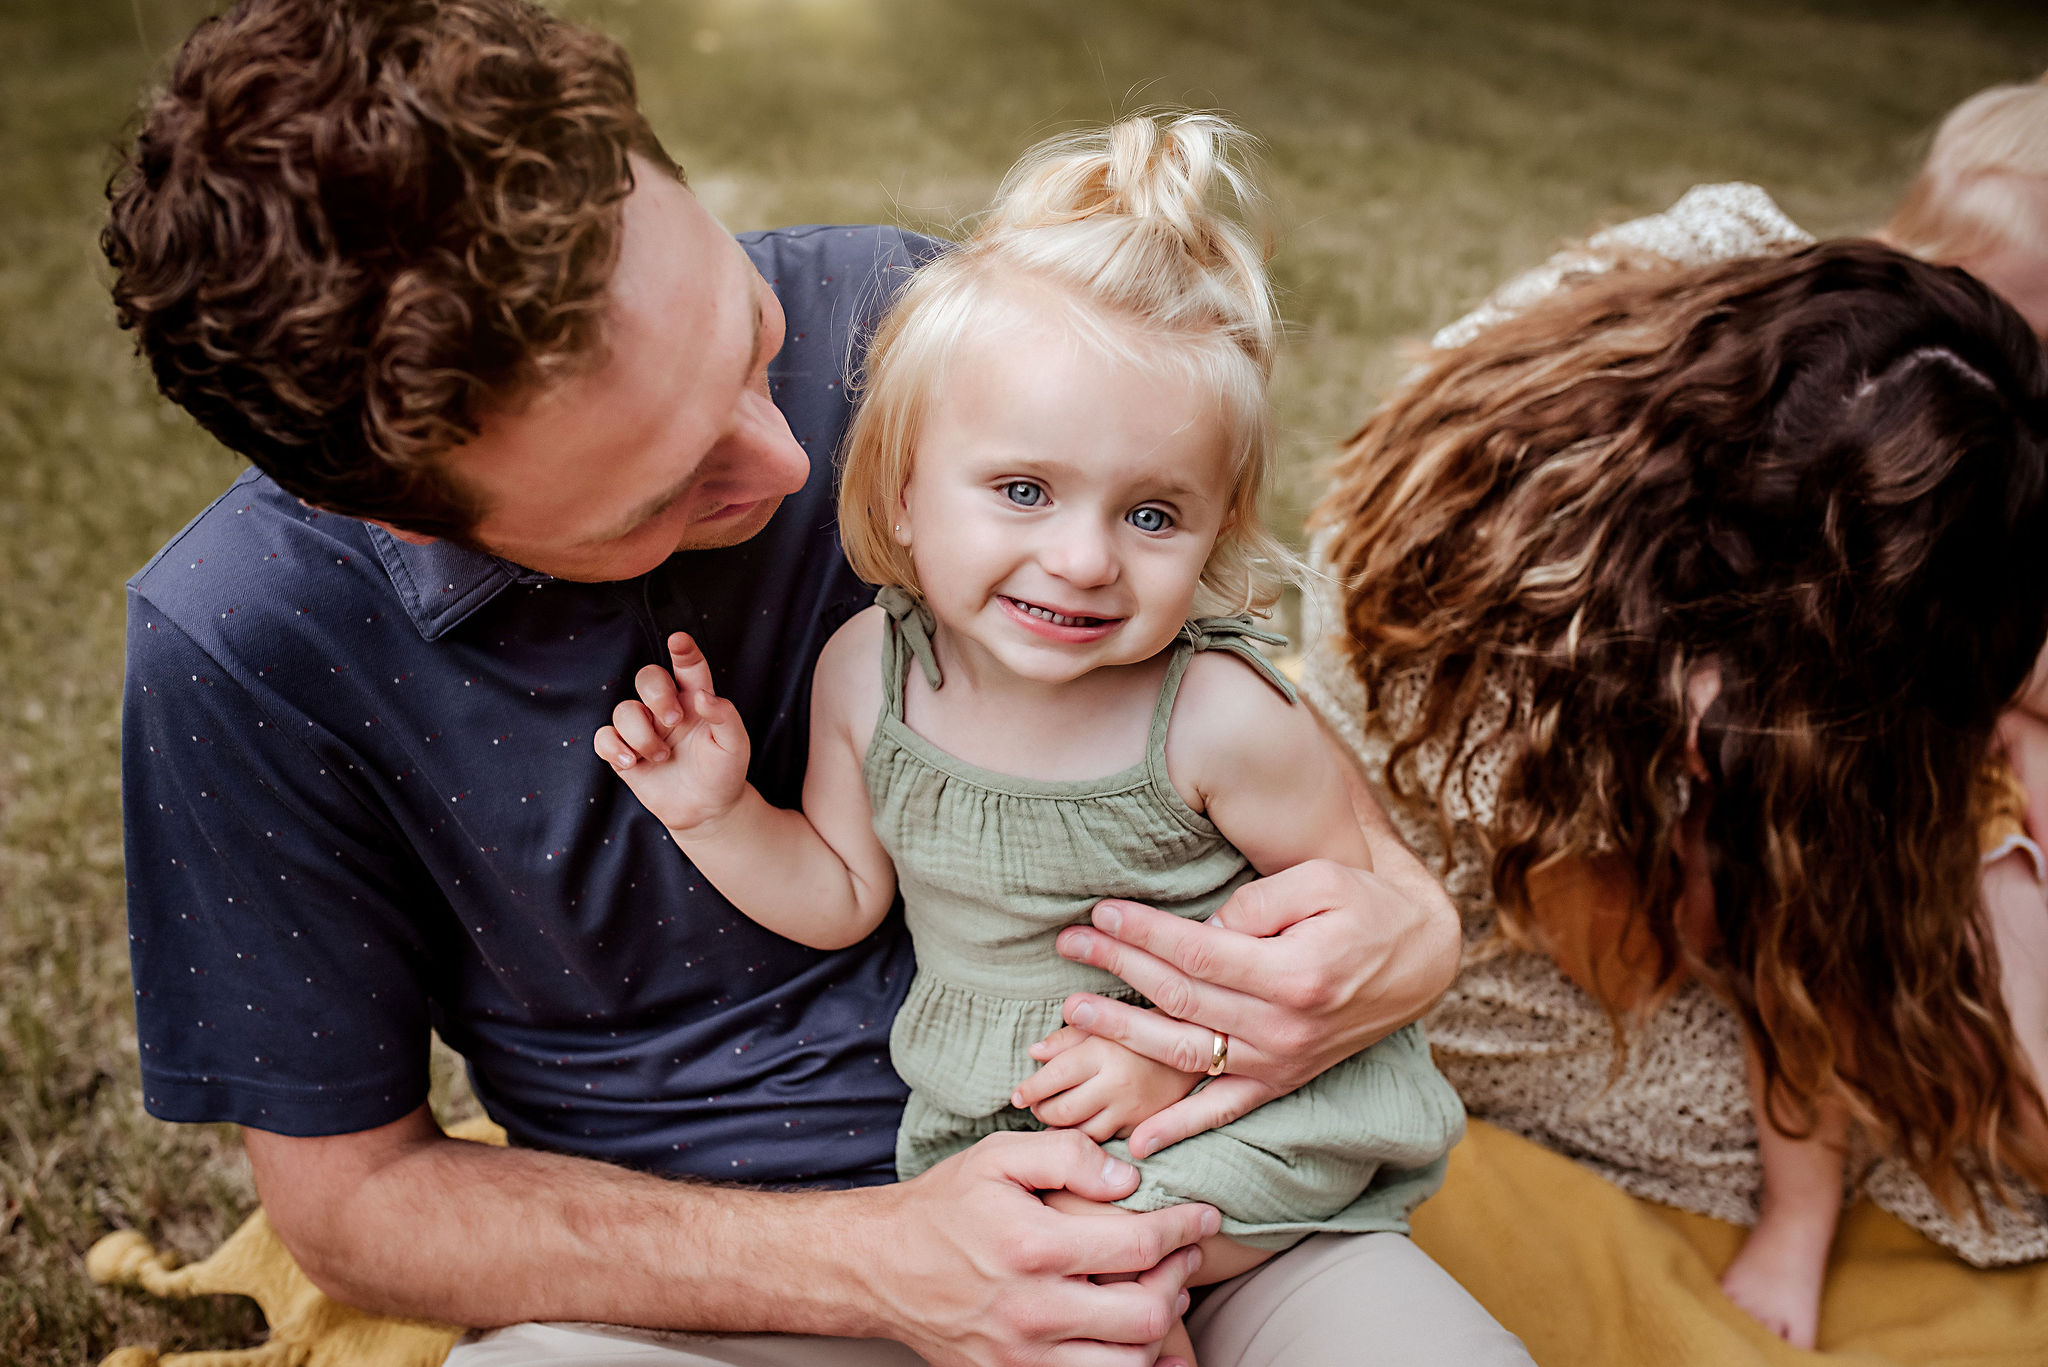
[1165,647,1320,805]
[811,604,889,748]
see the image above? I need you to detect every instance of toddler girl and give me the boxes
[596,113,1463,1364]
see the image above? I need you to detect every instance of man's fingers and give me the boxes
[1046,1342,1177,1367]
[1058,991,1261,1076]
[1205,860,1353,939]
[1049,1203,1218,1279]
[979,1128,1137,1203]
[1047,1250,1202,1357]
[1127,1075,1279,1160]
[1054,929,1238,1037]
[1062,899,1278,1002]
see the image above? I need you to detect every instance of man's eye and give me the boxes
[1127,506,1172,532]
[1004,481,1046,507]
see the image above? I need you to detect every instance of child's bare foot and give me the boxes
[1719,1213,1828,1349]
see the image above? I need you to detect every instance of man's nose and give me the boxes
[1040,516,1119,588]
[732,389,811,499]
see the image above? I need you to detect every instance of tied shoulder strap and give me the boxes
[1143,616,1297,763]
[1178,616,1298,704]
[875,586,944,704]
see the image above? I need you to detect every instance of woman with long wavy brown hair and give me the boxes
[1302,238,2048,1348]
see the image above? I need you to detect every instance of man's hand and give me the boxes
[859,1129,1214,1367]
[1054,853,1459,1160]
[1010,1030,1204,1144]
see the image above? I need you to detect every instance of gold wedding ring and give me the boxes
[1206,1031,1230,1076]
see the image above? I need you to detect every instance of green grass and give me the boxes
[4,0,2045,1360]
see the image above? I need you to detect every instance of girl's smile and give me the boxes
[998,595,1124,642]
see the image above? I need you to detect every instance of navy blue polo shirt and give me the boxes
[122,225,939,1187]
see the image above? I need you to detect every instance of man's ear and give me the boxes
[364,519,439,547]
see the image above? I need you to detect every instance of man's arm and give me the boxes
[1049,697,1460,1153]
[246,1109,1214,1365]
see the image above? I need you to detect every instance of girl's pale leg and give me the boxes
[1719,1041,1846,1349]
[1984,848,2048,1152]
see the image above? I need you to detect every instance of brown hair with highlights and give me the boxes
[1317,240,2048,1200]
[103,0,677,538]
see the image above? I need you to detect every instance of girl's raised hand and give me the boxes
[595,632,752,835]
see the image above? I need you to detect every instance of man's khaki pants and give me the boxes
[445,1232,1535,1366]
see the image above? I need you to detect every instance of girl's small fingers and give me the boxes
[634,663,685,728]
[1011,1048,1095,1109]
[1030,1087,1101,1130]
[1032,1072,1116,1130]
[610,700,670,762]
[697,688,736,719]
[1076,1107,1124,1144]
[667,632,721,698]
[1010,1071,1064,1110]
[592,725,637,769]
[1030,1024,1089,1062]
[676,690,749,764]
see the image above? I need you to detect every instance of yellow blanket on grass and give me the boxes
[89,1118,2048,1366]
[1413,1121,2048,1366]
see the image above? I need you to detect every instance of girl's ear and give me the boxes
[893,488,914,546]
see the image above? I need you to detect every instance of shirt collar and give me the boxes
[366,524,550,642]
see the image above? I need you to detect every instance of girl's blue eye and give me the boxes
[1127,506,1172,533]
[1004,481,1046,507]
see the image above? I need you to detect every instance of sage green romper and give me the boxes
[867,589,1464,1249]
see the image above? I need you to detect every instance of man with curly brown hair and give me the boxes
[105,3,1510,1364]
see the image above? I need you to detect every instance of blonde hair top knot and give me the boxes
[972,112,1278,372]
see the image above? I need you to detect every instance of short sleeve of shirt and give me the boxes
[124,592,436,1134]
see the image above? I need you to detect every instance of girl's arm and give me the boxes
[595,614,896,951]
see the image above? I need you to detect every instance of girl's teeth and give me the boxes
[1020,601,1100,627]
